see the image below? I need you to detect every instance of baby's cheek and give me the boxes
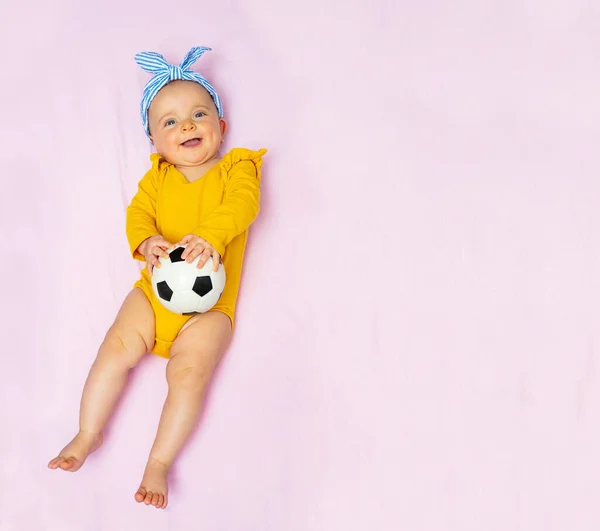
[165,129,181,145]
[206,129,222,145]
[157,131,180,156]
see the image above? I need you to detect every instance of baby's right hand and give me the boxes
[139,235,175,274]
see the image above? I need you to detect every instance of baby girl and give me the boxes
[48,46,266,510]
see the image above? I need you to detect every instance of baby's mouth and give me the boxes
[181,137,202,147]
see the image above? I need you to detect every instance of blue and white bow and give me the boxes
[135,46,223,137]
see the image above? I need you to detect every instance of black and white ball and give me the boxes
[151,245,226,315]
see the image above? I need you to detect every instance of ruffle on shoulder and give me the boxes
[149,153,170,174]
[219,148,268,179]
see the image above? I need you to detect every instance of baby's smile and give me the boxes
[181,137,202,148]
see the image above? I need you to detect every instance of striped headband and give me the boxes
[134,46,224,137]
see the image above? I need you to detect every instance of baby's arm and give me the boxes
[126,169,173,271]
[186,160,261,260]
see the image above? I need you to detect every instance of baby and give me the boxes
[48,46,266,510]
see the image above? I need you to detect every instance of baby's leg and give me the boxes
[135,311,231,509]
[48,288,155,472]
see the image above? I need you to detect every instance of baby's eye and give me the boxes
[165,119,176,127]
[194,112,206,119]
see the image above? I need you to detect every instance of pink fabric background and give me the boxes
[2,0,600,529]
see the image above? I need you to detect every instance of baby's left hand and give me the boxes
[178,234,221,272]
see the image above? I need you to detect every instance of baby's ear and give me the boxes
[220,119,228,137]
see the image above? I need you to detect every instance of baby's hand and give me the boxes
[139,235,175,274]
[178,234,221,272]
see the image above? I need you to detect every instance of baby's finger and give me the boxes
[212,251,220,272]
[181,244,193,261]
[181,241,198,260]
[155,238,175,251]
[186,245,204,264]
[178,235,193,250]
[153,245,169,259]
[197,247,212,269]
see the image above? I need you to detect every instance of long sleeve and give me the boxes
[126,167,160,261]
[193,151,265,256]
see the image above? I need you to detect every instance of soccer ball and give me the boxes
[151,245,226,315]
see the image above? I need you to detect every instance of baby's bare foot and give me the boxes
[135,457,170,509]
[48,431,103,472]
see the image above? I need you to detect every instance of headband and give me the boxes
[135,46,223,137]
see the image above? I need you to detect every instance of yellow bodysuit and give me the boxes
[126,147,267,358]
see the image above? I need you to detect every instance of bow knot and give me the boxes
[168,64,184,80]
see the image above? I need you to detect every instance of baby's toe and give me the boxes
[135,487,146,503]
[151,492,160,506]
[144,490,153,505]
[59,457,75,470]
[48,457,61,469]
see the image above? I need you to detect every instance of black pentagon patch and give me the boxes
[182,311,198,316]
[169,246,185,263]
[156,281,173,301]
[192,275,213,297]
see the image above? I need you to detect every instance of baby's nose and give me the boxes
[181,120,196,131]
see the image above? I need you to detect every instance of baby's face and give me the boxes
[148,80,227,167]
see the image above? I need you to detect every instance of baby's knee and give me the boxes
[98,325,149,369]
[166,363,211,393]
